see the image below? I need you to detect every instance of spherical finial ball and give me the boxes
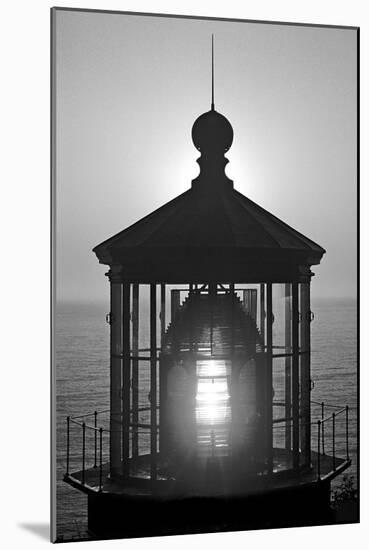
[192,110,233,153]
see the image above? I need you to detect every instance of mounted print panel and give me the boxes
[51,7,358,543]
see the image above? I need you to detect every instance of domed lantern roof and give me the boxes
[93,42,325,284]
[93,98,325,282]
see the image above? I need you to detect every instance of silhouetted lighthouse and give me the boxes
[64,38,351,539]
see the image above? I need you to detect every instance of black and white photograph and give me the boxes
[51,7,358,543]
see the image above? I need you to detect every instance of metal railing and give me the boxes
[272,399,350,479]
[65,407,159,490]
[65,410,109,491]
[65,401,351,489]
[315,404,350,479]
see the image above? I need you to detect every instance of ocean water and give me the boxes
[54,297,357,541]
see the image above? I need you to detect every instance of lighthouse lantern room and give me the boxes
[64,41,351,538]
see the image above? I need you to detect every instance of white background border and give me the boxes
[1,1,365,548]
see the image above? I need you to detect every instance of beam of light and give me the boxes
[195,361,231,430]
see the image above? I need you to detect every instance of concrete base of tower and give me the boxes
[86,480,334,540]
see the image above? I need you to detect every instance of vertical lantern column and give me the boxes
[284,283,292,451]
[259,283,265,343]
[122,282,131,478]
[266,283,273,474]
[108,266,123,477]
[150,284,157,481]
[300,280,311,467]
[132,284,139,460]
[292,282,300,469]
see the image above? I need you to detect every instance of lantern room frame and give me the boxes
[103,272,313,486]
[90,89,325,486]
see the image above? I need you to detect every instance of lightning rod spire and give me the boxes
[211,34,215,111]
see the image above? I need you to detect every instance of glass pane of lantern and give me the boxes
[272,356,287,451]
[166,285,189,325]
[272,283,287,350]
[236,284,261,333]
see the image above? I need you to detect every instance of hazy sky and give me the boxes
[55,10,357,302]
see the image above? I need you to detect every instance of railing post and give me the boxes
[317,420,321,480]
[321,402,325,455]
[332,413,336,471]
[346,406,350,460]
[94,411,97,468]
[82,422,86,484]
[99,427,103,491]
